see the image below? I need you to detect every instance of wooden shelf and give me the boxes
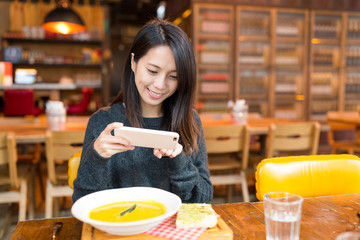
[345,39,360,45]
[198,34,230,40]
[238,36,270,42]
[276,37,304,43]
[1,35,104,104]
[311,38,340,45]
[238,65,270,70]
[2,37,102,45]
[12,63,102,68]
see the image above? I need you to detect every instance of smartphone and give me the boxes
[114,126,179,150]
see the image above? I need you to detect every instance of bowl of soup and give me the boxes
[71,187,182,235]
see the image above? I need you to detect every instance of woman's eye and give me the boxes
[169,75,178,80]
[147,68,157,74]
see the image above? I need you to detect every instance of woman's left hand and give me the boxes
[153,143,183,159]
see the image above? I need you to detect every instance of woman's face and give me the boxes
[131,45,178,117]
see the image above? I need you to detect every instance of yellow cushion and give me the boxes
[255,154,360,200]
[68,151,82,190]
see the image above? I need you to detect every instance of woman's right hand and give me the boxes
[94,122,135,158]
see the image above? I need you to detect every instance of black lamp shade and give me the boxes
[43,7,86,34]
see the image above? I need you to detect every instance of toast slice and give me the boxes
[175,203,218,229]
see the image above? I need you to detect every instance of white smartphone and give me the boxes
[114,126,179,150]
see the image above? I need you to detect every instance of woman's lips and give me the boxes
[148,88,163,99]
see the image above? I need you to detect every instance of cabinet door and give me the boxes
[344,13,360,111]
[193,3,234,111]
[309,11,343,121]
[273,10,308,120]
[235,7,271,116]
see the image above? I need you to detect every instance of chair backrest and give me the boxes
[326,111,360,145]
[0,131,19,188]
[266,122,320,158]
[68,151,81,190]
[3,89,38,116]
[67,88,94,115]
[45,130,85,185]
[203,124,250,170]
[80,88,93,106]
[255,154,360,200]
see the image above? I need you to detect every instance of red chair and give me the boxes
[3,89,42,116]
[67,88,93,115]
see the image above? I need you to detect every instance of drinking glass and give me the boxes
[264,192,303,240]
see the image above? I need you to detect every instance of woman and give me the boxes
[73,19,213,203]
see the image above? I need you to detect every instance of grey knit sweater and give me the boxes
[72,103,213,203]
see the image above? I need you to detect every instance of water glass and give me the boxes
[264,192,303,240]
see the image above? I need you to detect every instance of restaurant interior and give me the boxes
[0,0,360,239]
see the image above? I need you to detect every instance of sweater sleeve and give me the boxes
[72,107,116,203]
[166,114,213,203]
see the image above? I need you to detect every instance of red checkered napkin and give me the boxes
[145,214,207,240]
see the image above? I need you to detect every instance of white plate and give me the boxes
[71,187,182,235]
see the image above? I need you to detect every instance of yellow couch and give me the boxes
[255,154,360,200]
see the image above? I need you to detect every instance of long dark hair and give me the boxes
[111,19,199,153]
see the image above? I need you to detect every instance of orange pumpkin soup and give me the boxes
[89,200,166,222]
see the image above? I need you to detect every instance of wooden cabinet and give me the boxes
[271,9,308,120]
[235,6,271,116]
[193,3,309,118]
[192,3,234,111]
[193,3,360,120]
[343,13,360,112]
[309,11,343,121]
[235,7,308,118]
[309,11,360,121]
[1,37,103,107]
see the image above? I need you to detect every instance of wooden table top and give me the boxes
[1,114,295,143]
[200,113,329,135]
[10,194,360,240]
[0,115,89,143]
[326,111,360,125]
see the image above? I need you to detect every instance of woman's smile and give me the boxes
[147,88,163,99]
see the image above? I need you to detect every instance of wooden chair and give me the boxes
[266,122,321,158]
[45,130,85,218]
[0,117,44,218]
[255,154,360,200]
[326,111,360,154]
[203,124,250,202]
[0,131,28,222]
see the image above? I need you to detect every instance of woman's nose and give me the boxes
[153,75,166,89]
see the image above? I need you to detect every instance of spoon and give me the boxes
[52,222,63,240]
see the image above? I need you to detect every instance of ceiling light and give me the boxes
[42,0,86,35]
[157,1,166,20]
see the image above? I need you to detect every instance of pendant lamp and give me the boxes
[42,0,86,34]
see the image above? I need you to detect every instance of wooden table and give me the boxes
[0,115,89,143]
[10,194,360,240]
[200,112,330,135]
[326,111,360,126]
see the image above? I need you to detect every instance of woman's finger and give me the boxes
[102,122,124,135]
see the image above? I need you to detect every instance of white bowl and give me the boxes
[71,187,182,236]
